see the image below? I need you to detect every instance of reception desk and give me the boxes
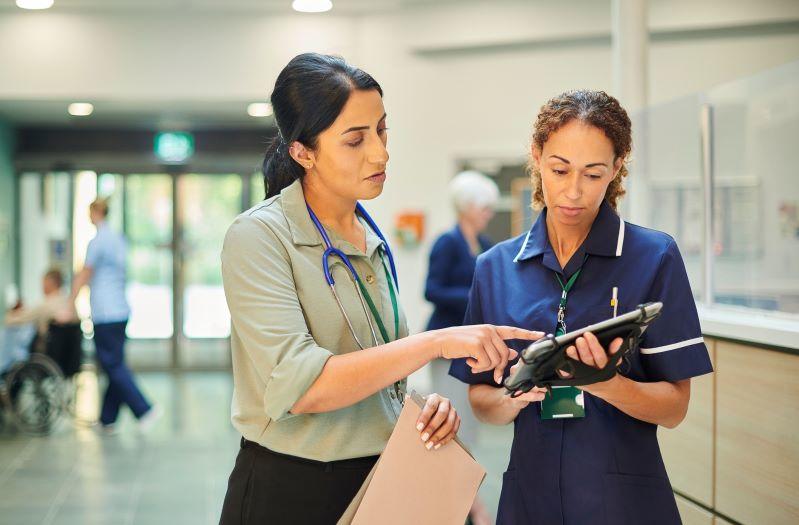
[660,337,799,525]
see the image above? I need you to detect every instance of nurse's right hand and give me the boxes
[433,325,544,385]
[505,360,547,408]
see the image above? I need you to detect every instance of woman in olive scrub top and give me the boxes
[218,53,540,525]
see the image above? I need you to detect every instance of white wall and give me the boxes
[0,0,798,330]
[354,0,799,331]
[0,11,358,100]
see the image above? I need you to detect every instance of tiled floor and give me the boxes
[0,370,513,525]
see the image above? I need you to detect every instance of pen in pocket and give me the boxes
[611,287,618,318]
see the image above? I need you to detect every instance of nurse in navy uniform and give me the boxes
[450,90,713,525]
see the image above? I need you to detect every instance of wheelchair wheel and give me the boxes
[5,354,65,435]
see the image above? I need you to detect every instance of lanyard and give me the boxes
[553,256,588,336]
[354,250,400,344]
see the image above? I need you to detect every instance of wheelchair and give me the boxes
[0,321,84,435]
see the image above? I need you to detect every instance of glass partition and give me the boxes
[629,95,704,301]
[706,62,799,314]
[630,60,799,317]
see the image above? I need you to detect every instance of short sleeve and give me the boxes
[448,258,500,386]
[84,236,102,268]
[221,215,333,422]
[639,240,713,382]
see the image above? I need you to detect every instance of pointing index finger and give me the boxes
[495,326,545,341]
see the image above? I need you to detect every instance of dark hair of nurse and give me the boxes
[263,53,386,201]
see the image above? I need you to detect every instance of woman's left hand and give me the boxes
[415,393,460,451]
[561,332,624,393]
[565,332,623,369]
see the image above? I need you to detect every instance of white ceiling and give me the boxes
[0,0,474,126]
[0,0,469,14]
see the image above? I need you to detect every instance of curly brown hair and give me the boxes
[528,90,632,211]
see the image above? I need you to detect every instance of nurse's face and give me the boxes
[307,89,389,202]
[533,120,622,228]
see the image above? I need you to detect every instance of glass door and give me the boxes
[176,174,243,368]
[123,174,174,368]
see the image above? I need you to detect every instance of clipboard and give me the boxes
[337,391,486,525]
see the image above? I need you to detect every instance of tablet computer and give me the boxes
[504,302,663,396]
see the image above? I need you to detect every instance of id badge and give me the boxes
[540,386,585,419]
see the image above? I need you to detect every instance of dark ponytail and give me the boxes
[263,53,383,199]
[262,135,304,200]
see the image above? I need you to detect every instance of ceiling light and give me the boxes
[247,103,273,118]
[16,0,54,9]
[292,0,332,13]
[68,103,94,117]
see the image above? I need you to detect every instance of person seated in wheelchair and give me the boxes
[2,269,80,376]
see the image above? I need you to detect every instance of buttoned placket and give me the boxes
[334,236,404,416]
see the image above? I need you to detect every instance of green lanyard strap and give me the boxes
[354,250,400,345]
[553,255,588,337]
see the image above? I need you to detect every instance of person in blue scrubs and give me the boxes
[425,170,497,332]
[72,198,160,432]
[450,90,713,525]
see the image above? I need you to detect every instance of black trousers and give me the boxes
[220,438,378,525]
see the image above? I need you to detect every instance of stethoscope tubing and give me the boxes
[306,202,397,350]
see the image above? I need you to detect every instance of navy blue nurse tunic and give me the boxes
[449,201,713,525]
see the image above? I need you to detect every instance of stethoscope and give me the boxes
[306,202,399,351]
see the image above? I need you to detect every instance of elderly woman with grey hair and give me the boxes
[425,170,499,331]
[424,169,499,525]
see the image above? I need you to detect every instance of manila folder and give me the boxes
[338,391,486,525]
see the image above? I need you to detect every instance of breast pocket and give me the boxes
[576,299,619,328]
[603,473,680,525]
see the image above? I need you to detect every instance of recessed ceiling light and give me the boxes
[16,0,54,9]
[292,0,332,13]
[68,103,94,116]
[247,103,273,118]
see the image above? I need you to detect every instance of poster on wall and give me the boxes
[394,211,425,248]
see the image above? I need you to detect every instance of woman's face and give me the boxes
[306,89,389,202]
[533,120,622,229]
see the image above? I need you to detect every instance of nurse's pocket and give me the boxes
[496,470,525,525]
[602,473,680,525]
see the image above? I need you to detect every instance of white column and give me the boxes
[612,0,648,112]
[612,0,649,225]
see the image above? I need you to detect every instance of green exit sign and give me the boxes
[154,132,194,163]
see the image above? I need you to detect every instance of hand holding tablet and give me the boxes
[504,302,663,397]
